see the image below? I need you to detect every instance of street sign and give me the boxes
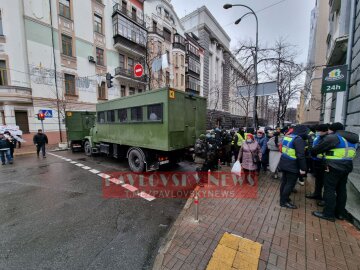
[39,109,53,118]
[134,63,144,77]
[237,81,277,97]
[321,65,347,93]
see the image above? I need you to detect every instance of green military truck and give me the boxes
[65,111,96,152]
[83,87,206,172]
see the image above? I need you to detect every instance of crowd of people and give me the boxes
[195,122,358,222]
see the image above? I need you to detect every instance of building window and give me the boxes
[98,81,106,99]
[159,69,163,81]
[131,106,142,121]
[166,50,170,64]
[138,89,143,94]
[148,104,163,121]
[129,87,135,95]
[186,76,200,92]
[0,10,3,36]
[96,47,104,66]
[118,109,127,122]
[166,71,170,85]
[122,1,127,12]
[181,55,184,66]
[158,41,162,54]
[188,58,201,74]
[121,85,126,97]
[64,74,76,95]
[0,60,7,86]
[59,0,71,19]
[163,28,171,42]
[164,9,170,19]
[175,73,178,86]
[175,53,178,67]
[94,14,103,34]
[106,110,115,122]
[128,58,134,71]
[98,111,105,123]
[62,34,73,57]
[132,7,137,21]
[152,20,157,31]
[119,54,125,69]
[181,74,184,86]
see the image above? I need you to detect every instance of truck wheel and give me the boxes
[84,141,92,156]
[128,148,145,172]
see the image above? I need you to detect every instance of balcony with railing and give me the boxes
[115,67,147,83]
[112,14,147,54]
[0,85,32,104]
[148,27,164,37]
[173,34,186,51]
[112,3,146,28]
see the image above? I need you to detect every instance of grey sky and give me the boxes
[171,0,315,64]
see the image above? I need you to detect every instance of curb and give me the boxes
[152,192,195,270]
[14,151,36,156]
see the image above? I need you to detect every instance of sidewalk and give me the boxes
[13,132,66,156]
[154,171,360,270]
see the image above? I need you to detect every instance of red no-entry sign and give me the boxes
[134,64,144,77]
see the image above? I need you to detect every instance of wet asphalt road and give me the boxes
[0,151,196,270]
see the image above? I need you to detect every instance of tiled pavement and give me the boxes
[156,172,360,270]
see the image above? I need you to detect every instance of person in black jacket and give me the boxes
[33,129,48,158]
[305,124,329,201]
[311,122,358,221]
[278,125,308,209]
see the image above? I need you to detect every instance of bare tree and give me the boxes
[235,38,304,127]
[208,82,223,127]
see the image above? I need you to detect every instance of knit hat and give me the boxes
[246,133,254,140]
[316,124,329,132]
[329,122,344,132]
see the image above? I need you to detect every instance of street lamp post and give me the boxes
[224,3,259,129]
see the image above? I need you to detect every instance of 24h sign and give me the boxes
[321,65,348,94]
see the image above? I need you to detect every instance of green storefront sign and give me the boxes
[321,65,348,93]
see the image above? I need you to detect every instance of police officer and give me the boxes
[231,128,245,162]
[311,122,358,221]
[278,125,308,209]
[305,124,328,201]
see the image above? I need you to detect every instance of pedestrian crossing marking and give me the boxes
[48,153,156,202]
[137,191,156,201]
[122,184,138,192]
[206,233,261,270]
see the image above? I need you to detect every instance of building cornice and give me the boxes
[181,6,231,43]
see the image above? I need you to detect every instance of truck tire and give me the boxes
[84,141,92,156]
[128,148,145,172]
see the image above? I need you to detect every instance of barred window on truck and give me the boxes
[98,111,105,123]
[148,104,163,121]
[131,107,142,121]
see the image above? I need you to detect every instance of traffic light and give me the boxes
[106,72,114,88]
[37,113,45,120]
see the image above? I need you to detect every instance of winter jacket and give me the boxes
[33,133,48,145]
[0,138,10,150]
[267,136,283,151]
[255,135,268,155]
[278,125,308,174]
[238,141,262,171]
[311,130,359,173]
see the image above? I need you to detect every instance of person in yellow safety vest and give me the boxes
[305,124,329,202]
[311,122,359,222]
[278,125,308,209]
[231,128,245,161]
